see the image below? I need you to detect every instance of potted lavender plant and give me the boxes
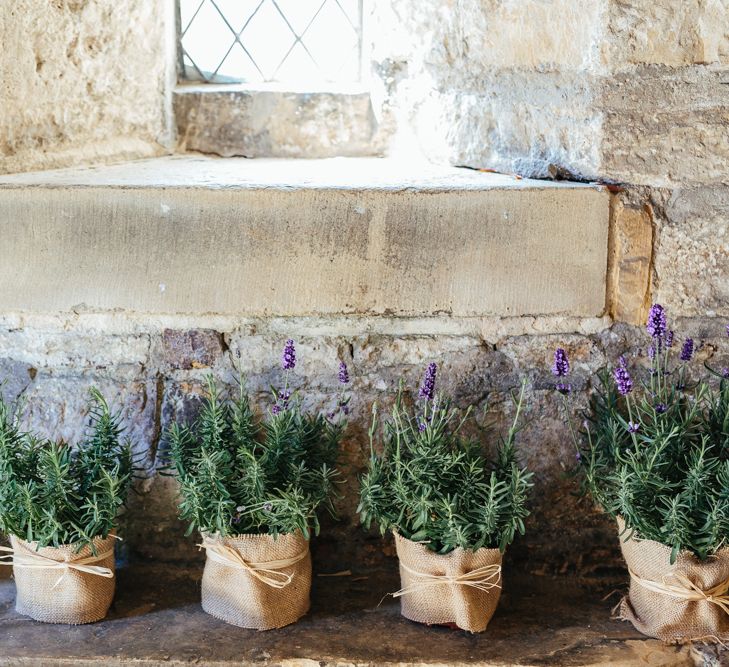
[555,305,729,643]
[165,340,347,630]
[0,389,133,624]
[358,364,532,633]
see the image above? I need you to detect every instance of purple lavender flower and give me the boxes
[655,403,667,414]
[618,355,627,367]
[272,404,282,415]
[614,365,633,396]
[419,363,437,401]
[665,330,674,348]
[647,304,667,339]
[338,361,350,384]
[556,383,571,395]
[575,452,582,462]
[627,421,640,433]
[726,325,729,338]
[418,422,427,432]
[552,348,570,377]
[282,339,296,370]
[648,344,656,360]
[722,368,729,378]
[680,338,694,362]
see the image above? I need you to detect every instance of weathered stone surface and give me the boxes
[652,185,729,317]
[161,329,224,370]
[0,562,713,666]
[396,74,602,181]
[0,359,35,404]
[608,199,653,325]
[607,0,729,68]
[175,86,379,158]
[370,1,729,188]
[601,66,729,187]
[0,0,173,175]
[0,156,609,318]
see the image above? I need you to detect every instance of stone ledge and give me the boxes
[0,156,609,318]
[0,563,714,667]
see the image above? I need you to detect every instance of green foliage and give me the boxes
[575,369,729,563]
[165,376,342,539]
[0,389,133,551]
[358,379,533,554]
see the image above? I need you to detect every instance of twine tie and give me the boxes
[629,568,729,616]
[0,541,115,589]
[393,562,502,598]
[199,535,308,589]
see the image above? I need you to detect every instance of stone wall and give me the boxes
[0,0,174,174]
[3,311,727,573]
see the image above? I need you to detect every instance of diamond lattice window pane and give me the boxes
[179,0,363,84]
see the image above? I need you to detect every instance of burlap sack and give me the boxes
[393,531,503,633]
[616,518,729,643]
[200,530,311,630]
[6,533,116,624]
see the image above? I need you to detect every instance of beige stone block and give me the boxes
[0,0,173,175]
[0,156,609,319]
[174,87,378,158]
[654,185,729,317]
[370,0,606,76]
[607,0,729,68]
[601,66,729,187]
[608,201,653,325]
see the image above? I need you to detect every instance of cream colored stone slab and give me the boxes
[0,157,608,318]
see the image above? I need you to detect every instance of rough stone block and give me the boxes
[608,201,653,325]
[162,329,225,370]
[601,66,729,186]
[0,0,171,175]
[607,0,729,68]
[653,185,729,316]
[175,86,378,158]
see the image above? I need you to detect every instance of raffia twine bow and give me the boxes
[198,535,308,589]
[0,539,115,590]
[629,567,729,616]
[393,562,502,599]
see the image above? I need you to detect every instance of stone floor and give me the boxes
[0,563,725,666]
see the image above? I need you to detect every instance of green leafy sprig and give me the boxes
[164,371,343,540]
[556,305,729,563]
[0,388,134,551]
[358,369,532,554]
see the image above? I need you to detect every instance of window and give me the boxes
[178,0,364,86]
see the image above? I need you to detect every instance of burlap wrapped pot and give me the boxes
[616,517,729,643]
[200,530,311,630]
[393,531,503,633]
[0,533,116,624]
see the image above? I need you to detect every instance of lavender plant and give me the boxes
[0,389,134,551]
[358,365,532,554]
[165,340,345,539]
[556,305,729,563]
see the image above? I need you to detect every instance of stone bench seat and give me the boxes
[0,155,608,319]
